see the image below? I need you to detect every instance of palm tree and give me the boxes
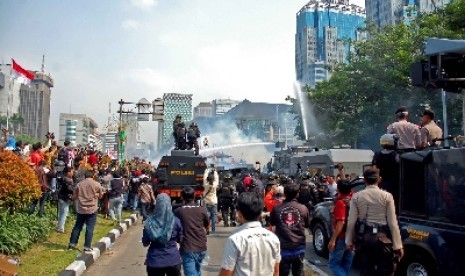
[9,113,25,135]
[0,115,6,129]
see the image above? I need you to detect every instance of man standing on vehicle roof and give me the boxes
[420,109,443,148]
[387,106,421,151]
[345,168,403,276]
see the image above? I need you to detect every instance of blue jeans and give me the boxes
[109,196,124,222]
[131,193,139,210]
[181,251,207,276]
[329,239,354,276]
[29,192,49,217]
[69,212,97,249]
[206,204,217,232]
[139,201,150,221]
[57,199,70,231]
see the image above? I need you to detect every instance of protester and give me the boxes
[328,179,354,276]
[270,184,310,276]
[29,160,54,217]
[57,167,75,233]
[219,192,281,276]
[138,177,156,221]
[174,187,209,276]
[142,193,183,276]
[203,167,218,233]
[68,170,104,252]
[108,170,124,223]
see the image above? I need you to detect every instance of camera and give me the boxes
[330,163,344,170]
[46,132,55,140]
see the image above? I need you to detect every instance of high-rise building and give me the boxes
[157,93,193,148]
[19,72,54,139]
[366,0,450,28]
[0,64,22,122]
[58,113,98,147]
[296,0,366,88]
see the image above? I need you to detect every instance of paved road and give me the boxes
[85,221,347,276]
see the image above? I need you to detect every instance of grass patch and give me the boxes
[18,210,133,276]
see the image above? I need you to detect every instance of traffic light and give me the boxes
[152,98,164,121]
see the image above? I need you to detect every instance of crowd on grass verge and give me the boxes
[0,128,157,255]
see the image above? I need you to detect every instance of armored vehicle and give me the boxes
[156,150,207,205]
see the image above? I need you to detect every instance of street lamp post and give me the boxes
[116,98,164,165]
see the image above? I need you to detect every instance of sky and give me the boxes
[0,0,365,143]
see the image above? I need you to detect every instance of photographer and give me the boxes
[57,167,75,233]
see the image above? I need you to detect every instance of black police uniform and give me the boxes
[219,178,236,227]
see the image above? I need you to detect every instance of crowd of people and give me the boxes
[0,105,446,275]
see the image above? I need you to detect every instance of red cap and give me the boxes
[135,170,142,176]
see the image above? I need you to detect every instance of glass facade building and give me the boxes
[295,0,365,88]
[158,93,193,148]
[366,0,451,29]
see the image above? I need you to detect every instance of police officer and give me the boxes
[218,171,237,227]
[186,122,201,155]
[420,109,443,148]
[297,172,317,208]
[372,134,401,206]
[345,168,404,276]
[387,106,421,151]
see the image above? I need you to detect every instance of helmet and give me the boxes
[190,122,197,127]
[223,172,233,180]
[380,134,399,150]
[300,172,311,180]
[268,172,278,180]
[176,114,182,119]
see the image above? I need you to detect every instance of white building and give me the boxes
[0,64,22,122]
[58,113,98,147]
[212,99,240,117]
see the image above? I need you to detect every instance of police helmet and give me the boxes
[300,172,311,180]
[380,134,399,150]
[190,122,197,127]
[223,172,233,180]
[268,172,278,180]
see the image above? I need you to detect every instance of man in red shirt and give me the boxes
[29,142,44,167]
[328,179,354,276]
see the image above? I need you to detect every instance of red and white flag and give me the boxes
[12,59,35,85]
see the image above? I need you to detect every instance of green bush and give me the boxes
[0,204,57,255]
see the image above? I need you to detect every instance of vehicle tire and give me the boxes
[312,222,329,257]
[398,252,438,276]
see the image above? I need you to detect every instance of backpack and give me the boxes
[220,181,233,197]
[57,148,69,164]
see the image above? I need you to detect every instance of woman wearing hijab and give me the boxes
[142,193,183,276]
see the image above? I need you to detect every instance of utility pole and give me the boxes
[463,89,465,136]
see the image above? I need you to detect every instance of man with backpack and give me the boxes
[328,179,354,276]
[58,141,74,168]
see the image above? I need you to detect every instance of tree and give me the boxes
[306,10,465,149]
[9,113,24,135]
[14,134,40,146]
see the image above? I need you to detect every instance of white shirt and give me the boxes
[328,181,337,197]
[221,221,281,276]
[203,169,218,205]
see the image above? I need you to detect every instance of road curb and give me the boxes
[58,213,138,276]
